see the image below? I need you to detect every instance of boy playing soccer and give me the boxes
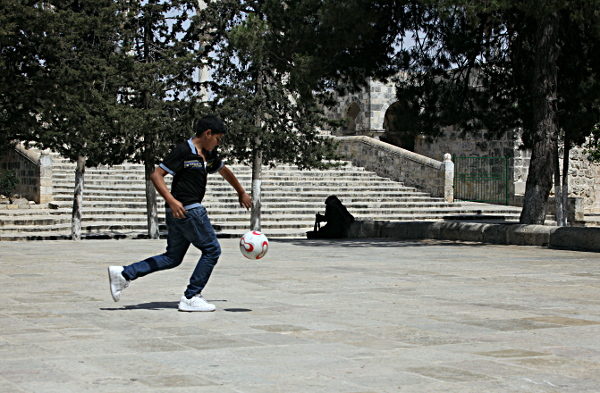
[108,115,251,312]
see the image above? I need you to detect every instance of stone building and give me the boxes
[324,78,600,213]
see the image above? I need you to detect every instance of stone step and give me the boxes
[50,187,427,196]
[0,214,524,241]
[49,162,359,171]
[49,193,435,204]
[0,217,69,227]
[1,154,527,240]
[50,183,419,193]
[43,200,460,211]
[0,205,522,226]
[50,170,386,179]
[0,207,522,230]
[0,227,311,241]
[46,195,447,204]
[0,209,65,216]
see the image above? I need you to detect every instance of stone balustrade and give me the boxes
[335,135,454,203]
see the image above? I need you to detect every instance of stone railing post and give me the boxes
[38,150,53,204]
[440,153,454,203]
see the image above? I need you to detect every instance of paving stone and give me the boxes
[1,238,599,392]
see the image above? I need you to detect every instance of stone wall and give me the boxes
[365,79,397,134]
[560,147,600,213]
[322,78,397,139]
[0,145,53,205]
[323,90,370,135]
[510,132,600,213]
[413,128,517,161]
[336,136,454,202]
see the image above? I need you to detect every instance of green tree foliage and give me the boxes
[0,0,46,151]
[11,0,134,166]
[117,0,208,238]
[1,0,209,238]
[119,0,208,164]
[1,0,136,239]
[584,124,600,163]
[0,170,19,203]
[202,0,342,230]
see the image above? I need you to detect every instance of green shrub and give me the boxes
[0,170,20,204]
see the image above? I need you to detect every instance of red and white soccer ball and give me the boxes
[239,231,269,260]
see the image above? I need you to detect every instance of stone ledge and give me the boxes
[0,203,46,210]
[348,220,600,253]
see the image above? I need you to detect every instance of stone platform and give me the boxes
[1,238,599,392]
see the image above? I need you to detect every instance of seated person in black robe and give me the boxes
[306,195,355,239]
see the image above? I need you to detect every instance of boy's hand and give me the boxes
[169,199,187,219]
[239,192,252,210]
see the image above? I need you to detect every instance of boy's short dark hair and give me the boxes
[193,115,227,136]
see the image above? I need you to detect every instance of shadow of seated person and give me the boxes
[306,196,355,239]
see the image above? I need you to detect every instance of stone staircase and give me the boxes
[0,155,525,241]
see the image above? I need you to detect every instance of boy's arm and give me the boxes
[150,166,187,218]
[218,165,252,210]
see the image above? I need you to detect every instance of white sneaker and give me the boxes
[178,294,216,312]
[108,266,130,302]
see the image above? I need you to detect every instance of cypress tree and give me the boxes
[203,0,341,231]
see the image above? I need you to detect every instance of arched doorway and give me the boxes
[344,102,361,135]
[382,102,415,151]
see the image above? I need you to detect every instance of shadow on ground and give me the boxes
[100,302,253,313]
[271,238,496,248]
[100,301,178,311]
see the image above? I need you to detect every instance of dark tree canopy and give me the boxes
[262,0,408,99]
[383,1,600,223]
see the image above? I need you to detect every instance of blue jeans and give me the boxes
[122,205,221,299]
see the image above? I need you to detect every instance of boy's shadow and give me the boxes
[100,301,178,311]
[100,300,252,312]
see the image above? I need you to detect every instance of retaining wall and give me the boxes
[0,145,53,205]
[348,220,600,252]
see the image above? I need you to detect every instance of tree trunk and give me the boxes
[561,138,570,226]
[250,146,263,231]
[519,10,560,225]
[145,147,159,239]
[71,155,86,240]
[554,144,564,226]
[141,16,159,239]
[250,65,264,232]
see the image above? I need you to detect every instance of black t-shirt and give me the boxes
[159,139,224,207]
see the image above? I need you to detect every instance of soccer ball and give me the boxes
[239,231,269,260]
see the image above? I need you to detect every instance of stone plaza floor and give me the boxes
[1,237,599,392]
